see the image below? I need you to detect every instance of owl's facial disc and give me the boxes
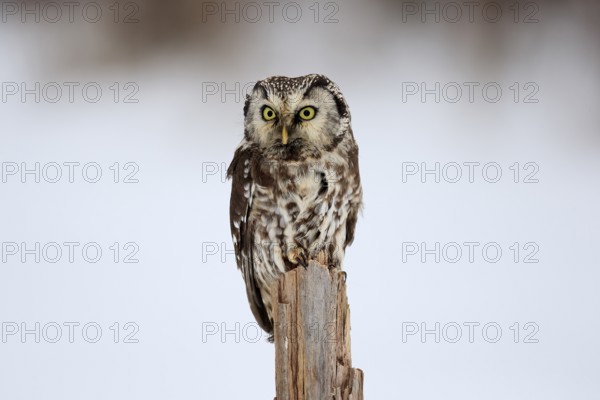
[244,76,347,153]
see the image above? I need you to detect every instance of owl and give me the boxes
[227,74,362,337]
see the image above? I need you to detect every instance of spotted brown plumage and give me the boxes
[227,74,362,337]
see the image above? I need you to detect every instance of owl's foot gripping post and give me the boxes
[316,250,343,277]
[287,248,347,281]
[287,247,308,269]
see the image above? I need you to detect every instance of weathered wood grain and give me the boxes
[272,260,364,400]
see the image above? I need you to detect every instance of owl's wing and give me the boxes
[345,206,359,248]
[227,144,272,333]
[344,144,362,248]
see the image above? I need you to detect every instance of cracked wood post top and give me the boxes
[272,260,364,400]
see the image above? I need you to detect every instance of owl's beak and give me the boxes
[281,125,289,145]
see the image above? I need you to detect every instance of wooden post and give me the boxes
[272,260,364,400]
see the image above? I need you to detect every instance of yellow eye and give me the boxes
[298,106,316,121]
[262,106,277,121]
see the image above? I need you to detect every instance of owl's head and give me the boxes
[243,74,351,158]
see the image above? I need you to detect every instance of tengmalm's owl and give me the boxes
[228,74,362,337]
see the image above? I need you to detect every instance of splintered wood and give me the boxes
[272,261,364,400]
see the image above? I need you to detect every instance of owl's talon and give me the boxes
[287,247,308,270]
[340,271,347,282]
[297,250,308,269]
[297,257,308,269]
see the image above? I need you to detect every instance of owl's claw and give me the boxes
[297,257,308,269]
[287,247,308,270]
